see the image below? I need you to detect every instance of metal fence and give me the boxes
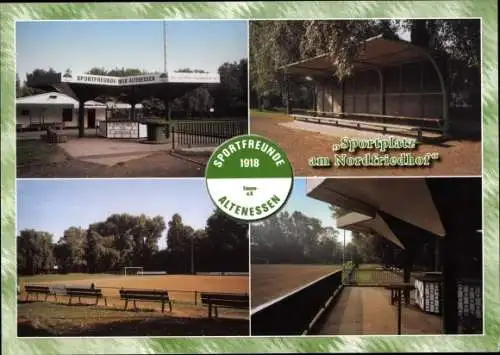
[251,270,342,336]
[171,120,247,148]
[343,266,409,286]
[19,284,244,309]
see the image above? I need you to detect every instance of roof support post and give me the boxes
[312,84,317,113]
[163,98,171,138]
[407,47,450,136]
[376,68,385,115]
[341,80,345,113]
[442,231,458,333]
[402,249,414,305]
[129,102,137,121]
[434,237,441,272]
[78,99,85,138]
[284,71,292,115]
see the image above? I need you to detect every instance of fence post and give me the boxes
[171,124,175,150]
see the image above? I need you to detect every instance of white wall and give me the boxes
[17,105,106,128]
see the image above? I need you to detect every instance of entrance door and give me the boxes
[62,108,73,126]
[87,109,96,128]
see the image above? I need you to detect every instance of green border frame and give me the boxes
[1,2,498,354]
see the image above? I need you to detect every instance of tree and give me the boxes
[251,210,342,265]
[17,68,56,97]
[174,68,208,73]
[250,19,479,112]
[204,209,249,271]
[165,213,195,272]
[17,229,55,275]
[16,73,21,97]
[250,20,396,107]
[209,59,248,118]
[89,213,165,269]
[54,227,87,273]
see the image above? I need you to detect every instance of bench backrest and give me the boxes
[25,285,51,293]
[66,287,103,296]
[200,292,249,308]
[119,289,169,301]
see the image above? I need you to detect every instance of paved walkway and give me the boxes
[59,138,171,166]
[319,287,442,335]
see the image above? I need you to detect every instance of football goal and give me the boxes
[121,266,144,276]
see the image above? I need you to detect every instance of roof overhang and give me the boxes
[282,34,433,77]
[336,212,406,249]
[306,177,446,238]
[27,72,221,102]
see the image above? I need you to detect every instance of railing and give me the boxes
[344,265,410,286]
[251,270,342,335]
[171,120,247,148]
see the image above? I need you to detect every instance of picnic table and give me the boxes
[383,282,415,335]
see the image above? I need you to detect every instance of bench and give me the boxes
[200,292,249,320]
[24,285,55,302]
[67,287,108,306]
[44,127,68,143]
[304,109,443,128]
[119,289,172,313]
[293,112,443,138]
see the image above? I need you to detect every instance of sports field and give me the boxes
[250,264,341,308]
[20,273,248,304]
[18,273,249,336]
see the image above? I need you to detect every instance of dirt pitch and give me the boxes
[250,264,340,308]
[250,111,481,177]
[20,273,248,306]
[17,139,208,178]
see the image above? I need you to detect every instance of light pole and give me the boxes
[342,229,346,281]
[190,235,195,275]
[343,229,346,266]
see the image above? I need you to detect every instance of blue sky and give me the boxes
[17,178,350,250]
[279,178,352,243]
[16,179,218,249]
[16,20,248,81]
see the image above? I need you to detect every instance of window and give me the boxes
[62,108,73,122]
[21,110,30,116]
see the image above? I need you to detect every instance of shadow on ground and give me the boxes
[18,316,249,337]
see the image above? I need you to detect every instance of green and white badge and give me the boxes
[205,134,293,221]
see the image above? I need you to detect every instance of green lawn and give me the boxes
[250,109,292,120]
[18,301,249,336]
[17,139,67,167]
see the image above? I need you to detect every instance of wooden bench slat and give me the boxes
[119,289,172,313]
[292,114,442,137]
[199,292,249,320]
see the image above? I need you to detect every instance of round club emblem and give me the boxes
[205,134,293,221]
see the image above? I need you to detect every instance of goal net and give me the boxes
[121,266,144,276]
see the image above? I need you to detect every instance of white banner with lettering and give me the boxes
[62,72,220,86]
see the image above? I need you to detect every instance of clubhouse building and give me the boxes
[21,71,220,137]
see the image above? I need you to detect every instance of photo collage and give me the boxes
[14,19,484,338]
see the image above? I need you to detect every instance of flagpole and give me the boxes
[163,21,167,74]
